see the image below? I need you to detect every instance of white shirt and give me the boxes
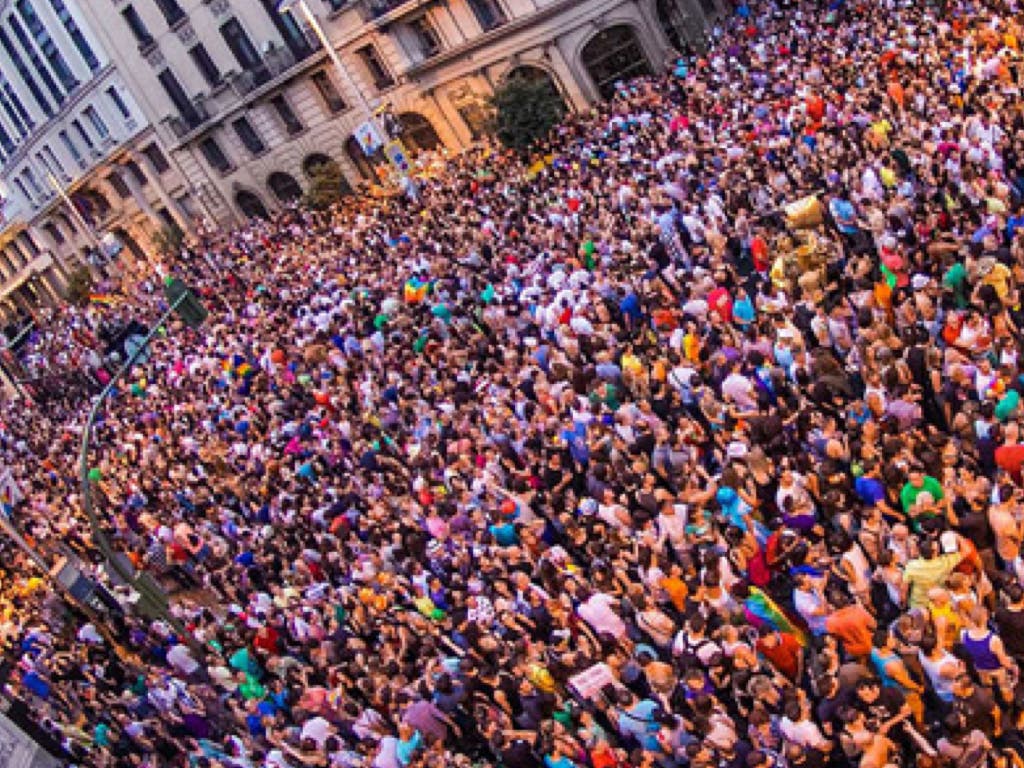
[578,593,627,640]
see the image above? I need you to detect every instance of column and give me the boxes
[116,166,163,233]
[131,152,194,236]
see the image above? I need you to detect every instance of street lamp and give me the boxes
[277,0,413,191]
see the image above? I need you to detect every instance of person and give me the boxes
[3,0,1024,766]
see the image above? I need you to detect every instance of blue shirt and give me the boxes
[854,476,886,507]
[617,699,661,750]
[396,730,422,765]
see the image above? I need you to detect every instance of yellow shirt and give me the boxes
[905,553,962,608]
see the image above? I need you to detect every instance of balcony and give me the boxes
[162,44,323,145]
[165,100,211,140]
[358,0,433,23]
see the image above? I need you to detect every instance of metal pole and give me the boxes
[291,0,410,188]
[77,294,196,643]
[46,173,102,252]
[0,514,49,573]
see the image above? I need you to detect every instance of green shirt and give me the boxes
[238,674,266,701]
[899,475,944,513]
[943,263,968,308]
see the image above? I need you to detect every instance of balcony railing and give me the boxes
[165,100,211,140]
[358,0,431,22]
[163,43,319,142]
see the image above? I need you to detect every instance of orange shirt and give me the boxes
[825,604,876,657]
[887,80,905,110]
[661,576,688,612]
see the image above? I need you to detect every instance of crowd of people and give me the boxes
[2,0,1024,765]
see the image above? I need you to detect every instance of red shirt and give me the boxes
[756,632,801,680]
[253,627,279,653]
[707,287,733,322]
[996,443,1024,485]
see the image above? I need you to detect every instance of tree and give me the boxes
[151,223,185,260]
[304,160,348,210]
[64,265,94,307]
[490,77,565,154]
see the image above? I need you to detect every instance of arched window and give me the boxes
[656,0,704,53]
[505,65,567,112]
[580,25,653,99]
[345,136,380,181]
[302,154,354,196]
[236,190,270,220]
[267,172,303,203]
[398,112,441,152]
[302,153,334,177]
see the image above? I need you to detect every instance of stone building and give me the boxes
[78,0,725,226]
[0,0,199,320]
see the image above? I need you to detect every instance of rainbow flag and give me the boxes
[89,293,118,306]
[744,586,809,646]
[404,278,429,304]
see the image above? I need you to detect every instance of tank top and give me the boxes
[919,650,957,701]
[842,545,872,595]
[870,648,901,688]
[960,629,1001,671]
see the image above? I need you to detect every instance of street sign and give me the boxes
[163,277,208,330]
[0,468,23,515]
[355,121,385,156]
[384,139,411,173]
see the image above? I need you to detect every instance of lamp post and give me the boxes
[277,0,412,191]
[78,281,207,647]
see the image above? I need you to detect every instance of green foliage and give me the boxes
[304,160,348,210]
[151,223,185,260]
[64,265,94,307]
[490,77,565,154]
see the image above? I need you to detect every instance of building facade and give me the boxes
[77,0,724,227]
[0,0,201,320]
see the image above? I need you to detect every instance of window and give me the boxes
[71,118,93,150]
[107,171,130,198]
[188,44,221,87]
[310,71,345,113]
[84,106,109,139]
[356,45,393,90]
[152,0,185,25]
[232,116,265,155]
[59,129,83,166]
[142,143,170,174]
[43,145,64,176]
[258,0,312,58]
[157,208,175,228]
[220,18,265,80]
[158,68,201,128]
[199,136,231,173]
[270,94,303,135]
[106,86,130,119]
[121,5,154,48]
[409,16,441,59]
[126,160,147,186]
[7,15,65,105]
[16,0,79,92]
[36,151,54,179]
[44,222,64,246]
[13,178,31,204]
[0,122,14,156]
[21,167,42,196]
[48,0,99,71]
[0,80,31,136]
[466,0,506,30]
[22,232,39,256]
[0,26,52,116]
